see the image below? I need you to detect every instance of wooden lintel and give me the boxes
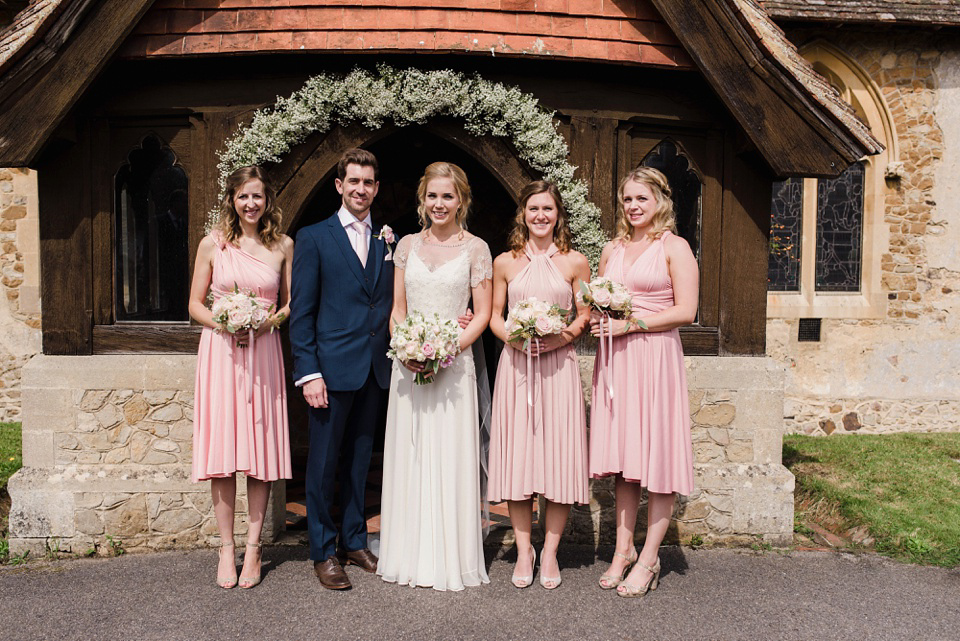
[649,0,870,177]
[0,0,157,167]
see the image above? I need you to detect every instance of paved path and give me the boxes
[1,545,957,640]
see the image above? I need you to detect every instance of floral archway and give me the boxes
[211,65,607,267]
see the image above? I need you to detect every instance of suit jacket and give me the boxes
[289,214,394,392]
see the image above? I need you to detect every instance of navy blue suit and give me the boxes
[290,214,393,560]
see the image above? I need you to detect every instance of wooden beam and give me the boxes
[648,0,866,177]
[0,0,157,167]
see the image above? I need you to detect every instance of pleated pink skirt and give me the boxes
[589,328,694,496]
[487,344,589,505]
[192,327,291,482]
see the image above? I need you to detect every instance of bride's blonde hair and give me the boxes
[416,162,472,231]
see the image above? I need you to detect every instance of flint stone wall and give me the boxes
[9,354,791,554]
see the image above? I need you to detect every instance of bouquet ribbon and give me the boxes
[246,328,255,402]
[525,341,543,434]
[599,313,615,400]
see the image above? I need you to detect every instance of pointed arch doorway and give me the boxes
[275,123,535,535]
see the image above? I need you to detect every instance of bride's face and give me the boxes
[424,177,461,231]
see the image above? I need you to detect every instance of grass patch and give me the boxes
[0,422,22,563]
[784,432,960,568]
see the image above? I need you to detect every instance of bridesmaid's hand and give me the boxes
[254,312,286,338]
[590,318,631,338]
[534,332,570,355]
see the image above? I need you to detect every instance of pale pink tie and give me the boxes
[351,221,368,267]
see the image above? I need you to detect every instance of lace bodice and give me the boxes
[395,233,493,320]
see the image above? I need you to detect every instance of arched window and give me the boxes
[114,134,189,321]
[767,42,897,318]
[641,139,703,258]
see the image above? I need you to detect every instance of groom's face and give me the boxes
[336,163,379,220]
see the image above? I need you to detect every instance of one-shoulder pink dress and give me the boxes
[487,245,589,505]
[589,232,694,496]
[192,234,291,483]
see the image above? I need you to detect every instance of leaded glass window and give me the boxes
[115,134,189,321]
[767,178,803,291]
[815,162,864,292]
[641,140,702,258]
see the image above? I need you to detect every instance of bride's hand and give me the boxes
[402,359,434,379]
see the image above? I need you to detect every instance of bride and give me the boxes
[376,161,493,591]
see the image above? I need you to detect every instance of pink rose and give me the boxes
[421,341,436,359]
[535,315,554,336]
[592,287,612,307]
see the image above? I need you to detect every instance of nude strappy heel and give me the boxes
[598,547,637,590]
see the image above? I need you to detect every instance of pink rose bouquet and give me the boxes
[388,310,462,385]
[211,284,273,334]
[576,277,634,319]
[504,297,570,351]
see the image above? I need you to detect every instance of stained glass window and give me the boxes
[767,178,803,292]
[115,134,189,321]
[641,140,702,258]
[815,162,864,292]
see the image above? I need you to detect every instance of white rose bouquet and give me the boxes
[504,297,570,351]
[211,284,273,334]
[388,310,462,385]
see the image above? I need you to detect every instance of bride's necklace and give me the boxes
[422,228,466,247]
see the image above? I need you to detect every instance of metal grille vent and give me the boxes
[798,318,822,342]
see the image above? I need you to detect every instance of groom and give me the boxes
[290,148,393,590]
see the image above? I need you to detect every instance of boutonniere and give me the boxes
[378,225,397,259]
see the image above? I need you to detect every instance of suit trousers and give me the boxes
[305,368,384,560]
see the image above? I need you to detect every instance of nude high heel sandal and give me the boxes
[217,542,237,589]
[616,558,660,598]
[512,547,537,589]
[239,542,262,589]
[598,548,637,590]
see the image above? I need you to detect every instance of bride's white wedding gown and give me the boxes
[376,232,492,591]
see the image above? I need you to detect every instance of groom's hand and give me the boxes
[303,378,328,409]
[457,308,474,329]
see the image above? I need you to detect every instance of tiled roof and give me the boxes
[733,0,882,157]
[762,0,960,26]
[0,0,63,74]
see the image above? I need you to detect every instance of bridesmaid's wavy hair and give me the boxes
[614,167,677,243]
[416,162,472,232]
[218,165,283,248]
[507,181,573,255]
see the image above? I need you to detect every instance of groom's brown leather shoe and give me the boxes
[314,556,351,590]
[337,547,378,573]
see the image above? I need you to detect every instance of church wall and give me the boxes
[769,29,960,435]
[0,168,41,421]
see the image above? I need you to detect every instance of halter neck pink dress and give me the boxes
[487,245,589,505]
[192,233,291,483]
[590,232,694,496]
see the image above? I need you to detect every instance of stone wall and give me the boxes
[0,168,41,421]
[9,354,793,554]
[8,355,286,556]
[770,29,960,436]
[569,356,794,547]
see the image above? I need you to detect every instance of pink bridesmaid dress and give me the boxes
[589,231,694,496]
[487,244,589,505]
[192,233,291,483]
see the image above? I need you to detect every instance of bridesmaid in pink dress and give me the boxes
[188,166,293,590]
[488,181,591,590]
[589,167,699,598]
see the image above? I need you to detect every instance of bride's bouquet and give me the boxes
[211,284,273,334]
[576,277,634,319]
[504,297,569,351]
[388,311,462,385]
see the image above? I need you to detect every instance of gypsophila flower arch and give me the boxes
[212,65,607,267]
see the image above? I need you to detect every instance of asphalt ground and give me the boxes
[1,545,958,641]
